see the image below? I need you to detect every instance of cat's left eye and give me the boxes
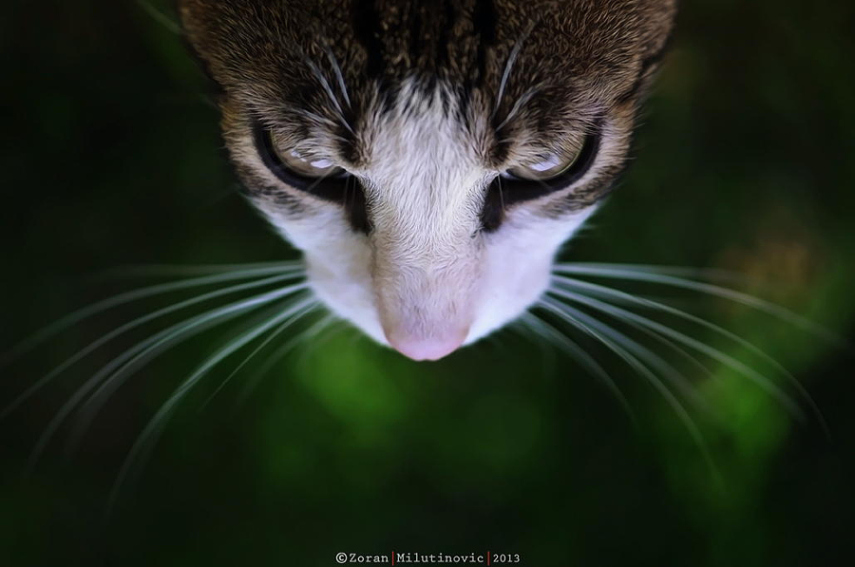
[261,130,346,181]
[270,144,344,179]
[253,124,349,195]
[252,123,371,233]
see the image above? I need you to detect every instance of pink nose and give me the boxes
[386,330,468,361]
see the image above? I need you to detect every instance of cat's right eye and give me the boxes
[500,132,599,192]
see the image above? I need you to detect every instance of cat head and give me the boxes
[179,0,676,360]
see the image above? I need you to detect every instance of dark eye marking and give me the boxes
[251,122,371,234]
[480,131,601,232]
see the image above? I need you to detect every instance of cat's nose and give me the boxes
[385,328,468,361]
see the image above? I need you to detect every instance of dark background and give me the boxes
[1,1,854,565]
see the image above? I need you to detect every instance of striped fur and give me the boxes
[179,0,676,358]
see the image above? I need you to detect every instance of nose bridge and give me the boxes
[371,207,480,312]
[368,183,482,351]
[366,133,484,268]
[359,95,485,356]
[372,160,480,243]
[371,193,473,267]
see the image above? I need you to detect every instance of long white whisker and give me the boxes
[556,262,747,282]
[553,287,719,387]
[29,309,240,469]
[554,283,720,383]
[199,299,320,410]
[553,263,846,346]
[236,313,341,408]
[107,296,314,514]
[516,312,637,425]
[94,261,302,279]
[67,285,310,452]
[541,296,708,411]
[507,316,559,381]
[304,58,354,134]
[1,265,302,366]
[553,275,828,433]
[492,23,535,118]
[27,283,308,468]
[495,83,544,132]
[549,285,806,421]
[322,44,351,108]
[135,0,181,35]
[3,272,304,418]
[536,297,723,488]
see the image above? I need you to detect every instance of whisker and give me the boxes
[541,296,709,412]
[27,283,308,468]
[3,272,304,419]
[495,83,544,133]
[1,265,302,366]
[548,284,806,421]
[303,58,354,134]
[556,288,718,393]
[236,313,342,408]
[492,22,536,119]
[507,315,559,380]
[67,285,310,452]
[516,312,637,425]
[321,43,351,108]
[556,262,747,282]
[552,275,828,434]
[199,299,320,410]
[93,261,302,279]
[553,263,847,346]
[535,297,723,488]
[135,0,181,35]
[106,296,314,514]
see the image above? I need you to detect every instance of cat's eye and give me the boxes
[252,122,371,233]
[498,132,599,193]
[258,128,346,183]
[270,145,344,179]
[480,132,600,232]
[505,149,583,181]
[253,123,351,198]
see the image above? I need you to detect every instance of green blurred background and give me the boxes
[1,1,854,565]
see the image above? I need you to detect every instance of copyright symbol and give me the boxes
[336,552,348,564]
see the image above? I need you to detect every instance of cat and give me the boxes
[178,0,678,361]
[3,2,835,506]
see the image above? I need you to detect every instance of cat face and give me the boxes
[179,0,676,360]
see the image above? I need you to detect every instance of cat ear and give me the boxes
[176,0,225,96]
[639,0,679,66]
[180,35,226,99]
[616,1,678,105]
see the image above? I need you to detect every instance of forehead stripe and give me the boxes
[472,0,498,84]
[351,0,385,78]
